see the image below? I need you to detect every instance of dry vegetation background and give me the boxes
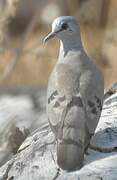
[0,0,116,88]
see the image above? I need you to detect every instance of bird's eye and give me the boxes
[61,23,68,30]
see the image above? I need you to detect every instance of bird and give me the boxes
[44,16,104,171]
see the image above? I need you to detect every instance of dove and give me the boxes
[44,16,104,171]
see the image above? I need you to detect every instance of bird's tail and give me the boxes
[57,139,84,171]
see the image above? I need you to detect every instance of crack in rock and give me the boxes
[18,144,30,153]
[2,160,14,180]
[8,176,14,180]
[89,144,117,153]
[52,168,60,180]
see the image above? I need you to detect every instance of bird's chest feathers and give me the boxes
[50,64,81,95]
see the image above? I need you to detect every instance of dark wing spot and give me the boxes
[48,97,51,104]
[50,94,55,100]
[95,96,102,110]
[53,101,60,108]
[48,90,58,104]
[68,96,83,108]
[58,96,66,102]
[88,97,102,115]
[95,96,100,103]
[92,108,98,115]
[88,101,95,107]
[48,94,54,104]
[53,90,58,96]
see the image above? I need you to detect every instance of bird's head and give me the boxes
[43,16,79,43]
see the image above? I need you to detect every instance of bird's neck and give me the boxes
[58,32,84,61]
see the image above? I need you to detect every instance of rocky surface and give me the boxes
[0,85,117,180]
[0,87,46,167]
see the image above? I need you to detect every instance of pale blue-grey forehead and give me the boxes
[52,16,78,30]
[53,16,76,22]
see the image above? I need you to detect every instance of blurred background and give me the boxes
[0,0,116,88]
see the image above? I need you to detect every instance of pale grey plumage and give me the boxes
[44,16,104,171]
